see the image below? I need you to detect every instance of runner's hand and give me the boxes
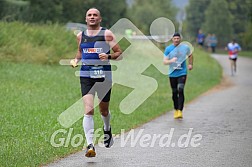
[99,53,108,61]
[170,57,178,63]
[188,64,193,70]
[70,59,78,68]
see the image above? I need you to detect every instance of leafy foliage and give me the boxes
[127,0,177,34]
[0,0,30,21]
[226,0,251,35]
[185,0,211,36]
[186,0,252,49]
[202,0,233,46]
[0,0,127,27]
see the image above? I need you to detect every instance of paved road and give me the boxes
[46,54,252,167]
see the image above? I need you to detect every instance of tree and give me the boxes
[186,0,252,49]
[241,3,252,50]
[29,0,63,23]
[202,0,233,46]
[0,0,6,19]
[185,0,210,37]
[127,0,176,34]
[89,0,127,28]
[226,0,252,35]
[62,0,127,27]
[225,0,252,49]
[1,0,127,26]
[0,0,30,22]
[60,0,90,23]
[242,22,252,50]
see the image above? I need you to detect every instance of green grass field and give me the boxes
[0,22,222,166]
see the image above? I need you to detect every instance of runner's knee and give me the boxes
[177,83,185,93]
[172,88,178,94]
[99,102,109,116]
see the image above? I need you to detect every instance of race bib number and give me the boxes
[172,62,183,70]
[89,66,105,78]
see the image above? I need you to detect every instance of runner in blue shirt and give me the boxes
[163,33,193,119]
[196,29,205,47]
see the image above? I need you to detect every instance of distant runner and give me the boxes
[225,39,241,76]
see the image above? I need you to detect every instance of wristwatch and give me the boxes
[108,54,112,60]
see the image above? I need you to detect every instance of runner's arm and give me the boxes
[75,32,82,61]
[101,30,122,60]
[188,54,193,70]
[70,32,82,67]
[163,56,177,65]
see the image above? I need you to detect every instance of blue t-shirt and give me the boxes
[164,44,190,77]
[197,33,205,43]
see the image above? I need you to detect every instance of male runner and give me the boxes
[163,33,193,119]
[71,8,122,157]
[225,39,241,76]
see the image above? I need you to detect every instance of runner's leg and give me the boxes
[233,58,237,73]
[80,78,96,157]
[177,75,187,111]
[97,79,113,148]
[230,59,234,76]
[169,77,178,110]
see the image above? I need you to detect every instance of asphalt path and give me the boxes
[46,54,252,167]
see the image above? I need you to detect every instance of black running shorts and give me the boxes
[80,77,112,102]
[229,57,237,61]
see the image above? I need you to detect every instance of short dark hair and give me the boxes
[173,32,181,37]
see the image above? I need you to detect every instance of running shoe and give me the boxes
[174,110,179,119]
[104,126,114,148]
[85,144,96,157]
[177,110,183,119]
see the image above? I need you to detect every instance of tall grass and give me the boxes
[0,22,76,64]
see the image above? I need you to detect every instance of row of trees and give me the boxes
[1,0,251,49]
[0,0,177,34]
[0,0,127,27]
[186,0,252,48]
[126,0,177,34]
